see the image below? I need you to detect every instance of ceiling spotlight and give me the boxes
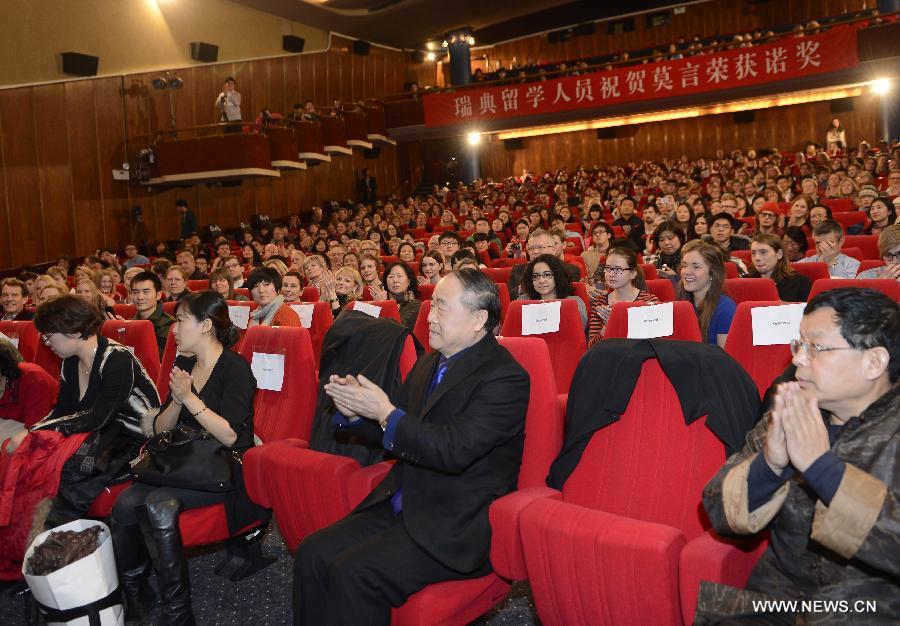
[468,36,476,46]
[152,76,168,90]
[441,40,449,48]
[871,78,891,95]
[426,52,436,62]
[467,132,481,146]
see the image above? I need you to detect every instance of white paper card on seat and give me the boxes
[354,301,382,318]
[251,352,285,391]
[626,301,674,339]
[751,303,805,346]
[290,304,315,329]
[228,305,251,329]
[522,301,561,336]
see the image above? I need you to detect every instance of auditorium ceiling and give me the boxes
[232,0,689,49]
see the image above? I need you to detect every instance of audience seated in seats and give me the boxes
[863,198,895,236]
[4,296,159,561]
[209,267,248,302]
[581,221,613,281]
[507,229,580,299]
[295,269,529,625]
[368,262,421,331]
[73,278,118,320]
[1,279,33,322]
[222,256,246,289]
[0,340,58,441]
[246,267,301,328]
[357,253,383,292]
[587,247,660,347]
[747,234,812,302]
[651,221,685,281]
[709,212,751,254]
[319,267,364,319]
[128,271,174,358]
[519,254,588,329]
[111,291,264,625]
[280,271,304,303]
[679,240,736,347]
[857,224,900,281]
[798,219,861,278]
[165,265,192,304]
[782,226,811,262]
[698,288,900,624]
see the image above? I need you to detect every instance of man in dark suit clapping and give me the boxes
[293,269,530,625]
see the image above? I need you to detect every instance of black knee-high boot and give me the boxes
[110,517,156,625]
[136,497,195,626]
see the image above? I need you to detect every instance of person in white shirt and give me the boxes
[215,77,242,126]
[798,220,860,279]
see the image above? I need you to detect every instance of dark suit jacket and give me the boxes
[341,332,529,574]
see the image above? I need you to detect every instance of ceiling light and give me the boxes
[426,52,436,62]
[872,78,891,95]
[441,40,449,48]
[467,132,481,146]
[468,36,476,46]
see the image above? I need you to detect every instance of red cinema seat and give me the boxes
[0,321,39,362]
[790,261,829,283]
[604,301,702,341]
[32,339,62,380]
[417,284,436,301]
[808,278,900,302]
[0,362,58,428]
[501,299,586,394]
[347,300,402,322]
[856,260,885,275]
[392,337,564,626]
[112,303,137,319]
[833,212,867,230]
[100,320,161,384]
[287,301,333,368]
[730,250,751,266]
[723,278,779,304]
[843,235,879,260]
[569,281,589,313]
[162,301,178,316]
[639,264,659,280]
[157,328,177,401]
[234,288,250,300]
[482,267,512,284]
[565,237,584,254]
[413,300,432,352]
[724,262,739,279]
[821,198,855,212]
[495,283,511,324]
[238,325,318,442]
[645,279,676,302]
[380,255,400,265]
[517,358,727,626]
[301,286,320,302]
[187,280,209,292]
[724,301,795,396]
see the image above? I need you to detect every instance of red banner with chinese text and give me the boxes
[423,25,859,127]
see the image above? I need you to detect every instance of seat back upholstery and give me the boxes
[562,359,725,540]
[808,278,900,301]
[238,325,318,442]
[498,337,564,488]
[604,301,702,341]
[843,235,879,259]
[100,320,161,384]
[412,300,431,352]
[0,321,39,362]
[301,286,320,302]
[112,303,137,319]
[724,302,792,396]
[723,278,779,304]
[417,284,435,301]
[790,261,830,283]
[157,327,177,401]
[287,300,333,368]
[347,299,401,321]
[187,280,208,292]
[500,299,586,394]
[482,267,512,284]
[645,278,676,302]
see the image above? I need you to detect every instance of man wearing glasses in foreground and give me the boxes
[697,288,900,624]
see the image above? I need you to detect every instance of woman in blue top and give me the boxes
[678,240,736,347]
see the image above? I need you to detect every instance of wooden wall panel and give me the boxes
[479,97,881,180]
[482,0,875,71]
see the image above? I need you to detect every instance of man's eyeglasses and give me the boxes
[599,266,630,276]
[789,340,858,360]
[759,212,777,219]
[527,244,555,254]
[532,271,554,282]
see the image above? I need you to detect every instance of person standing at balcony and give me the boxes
[215,76,242,130]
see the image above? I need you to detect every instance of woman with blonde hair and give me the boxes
[320,267,364,319]
[95,268,122,304]
[264,258,289,277]
[46,266,68,290]
[31,275,57,306]
[74,279,117,319]
[678,240,735,347]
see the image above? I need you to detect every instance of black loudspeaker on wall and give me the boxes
[596,127,617,139]
[363,146,381,159]
[830,98,854,113]
[504,138,524,150]
[353,41,371,56]
[190,42,219,63]
[733,110,756,124]
[548,30,572,44]
[282,35,305,53]
[573,23,596,36]
[61,52,99,76]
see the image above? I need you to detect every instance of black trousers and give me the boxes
[112,482,226,525]
[293,499,485,626]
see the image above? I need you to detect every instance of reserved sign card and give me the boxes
[522,301,561,335]
[626,302,674,339]
[751,303,805,346]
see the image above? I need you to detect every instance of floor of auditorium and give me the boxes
[0,524,537,625]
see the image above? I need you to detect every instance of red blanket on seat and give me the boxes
[0,430,89,580]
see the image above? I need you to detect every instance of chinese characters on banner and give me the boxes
[423,25,859,127]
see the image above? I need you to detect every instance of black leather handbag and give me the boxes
[132,424,240,492]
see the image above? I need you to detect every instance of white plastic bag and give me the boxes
[23,519,124,626]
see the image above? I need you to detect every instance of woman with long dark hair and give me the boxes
[111,292,260,625]
[521,254,588,329]
[747,233,812,302]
